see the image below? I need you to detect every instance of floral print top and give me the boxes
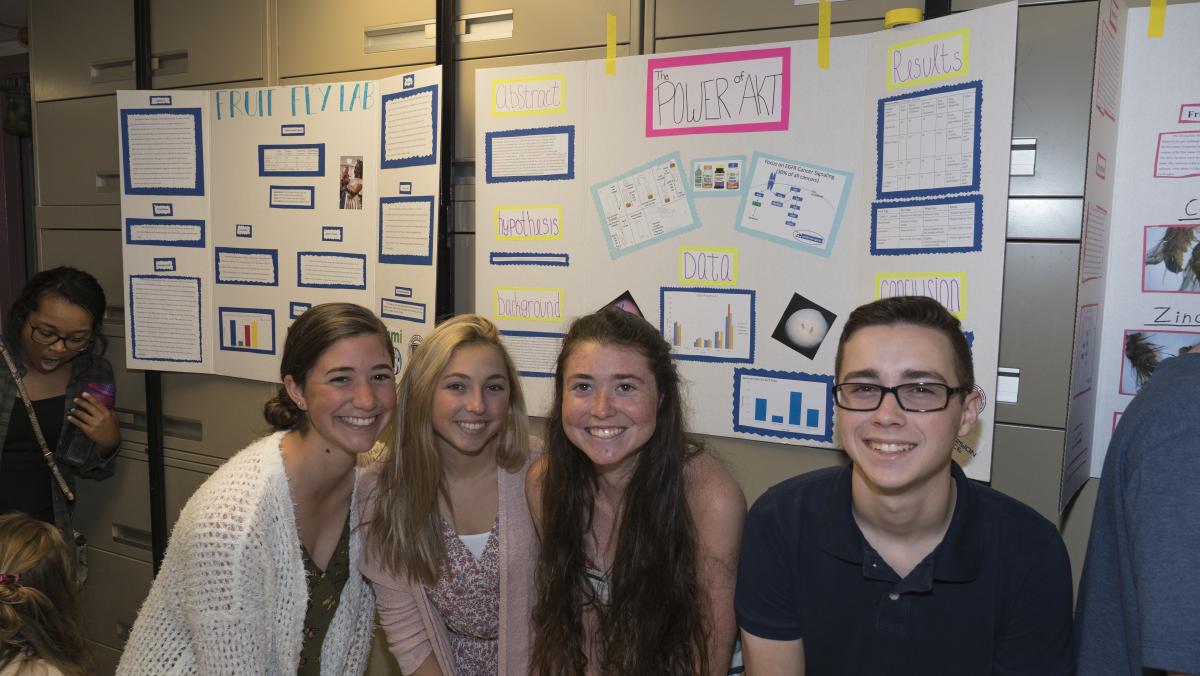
[426,516,501,675]
[296,512,352,675]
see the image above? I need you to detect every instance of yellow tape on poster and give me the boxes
[874,271,967,319]
[887,28,970,90]
[492,75,567,117]
[1147,0,1165,37]
[678,246,739,286]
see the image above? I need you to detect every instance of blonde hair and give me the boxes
[366,314,529,586]
[0,514,92,676]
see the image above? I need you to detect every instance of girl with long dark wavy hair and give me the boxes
[526,307,745,675]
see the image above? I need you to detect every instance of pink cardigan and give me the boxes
[357,443,539,675]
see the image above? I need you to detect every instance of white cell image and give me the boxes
[786,309,829,349]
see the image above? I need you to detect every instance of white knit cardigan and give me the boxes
[116,431,375,675]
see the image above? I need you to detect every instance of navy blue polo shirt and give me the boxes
[735,462,1074,675]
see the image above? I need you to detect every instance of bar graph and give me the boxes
[218,307,276,355]
[733,367,833,443]
[660,287,754,363]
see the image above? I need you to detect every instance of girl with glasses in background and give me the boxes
[0,267,119,542]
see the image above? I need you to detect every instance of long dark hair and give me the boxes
[531,307,709,675]
[5,267,108,357]
[262,303,394,432]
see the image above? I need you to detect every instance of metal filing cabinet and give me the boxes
[654,0,908,39]
[29,0,135,102]
[996,242,1080,428]
[77,547,152,651]
[1010,2,1098,199]
[456,0,632,60]
[655,19,883,53]
[149,0,265,89]
[991,424,1068,522]
[33,96,121,207]
[37,228,124,302]
[276,0,437,79]
[159,373,277,462]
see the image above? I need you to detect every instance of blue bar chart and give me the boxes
[733,367,833,442]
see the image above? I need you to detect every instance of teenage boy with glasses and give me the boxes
[735,296,1074,675]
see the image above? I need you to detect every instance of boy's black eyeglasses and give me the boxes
[833,382,969,412]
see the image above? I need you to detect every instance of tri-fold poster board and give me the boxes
[475,3,1018,479]
[1060,1,1200,509]
[118,66,442,383]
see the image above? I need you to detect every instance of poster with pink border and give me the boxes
[645,48,791,137]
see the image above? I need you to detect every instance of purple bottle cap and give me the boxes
[84,382,117,409]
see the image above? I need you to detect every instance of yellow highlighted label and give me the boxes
[494,287,564,322]
[1148,0,1166,37]
[491,75,566,117]
[818,0,831,70]
[678,246,739,286]
[887,28,969,90]
[495,205,563,240]
[606,13,617,76]
[874,271,967,319]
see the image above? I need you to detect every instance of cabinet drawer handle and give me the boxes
[458,9,514,43]
[363,19,436,53]
[112,523,152,551]
[95,171,119,192]
[152,51,189,77]
[89,58,135,84]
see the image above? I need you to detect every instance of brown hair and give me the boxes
[262,302,394,431]
[365,314,529,586]
[531,307,709,675]
[0,514,93,676]
[835,295,975,390]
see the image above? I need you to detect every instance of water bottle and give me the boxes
[84,382,117,409]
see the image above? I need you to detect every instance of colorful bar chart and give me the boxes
[218,307,276,355]
[734,367,833,443]
[660,287,754,363]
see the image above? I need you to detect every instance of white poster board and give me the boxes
[118,67,442,382]
[1060,2,1200,509]
[475,4,1017,480]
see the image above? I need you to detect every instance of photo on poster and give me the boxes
[339,155,364,210]
[689,156,746,198]
[603,290,644,318]
[1142,224,1200,292]
[771,293,838,359]
[1119,328,1200,394]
